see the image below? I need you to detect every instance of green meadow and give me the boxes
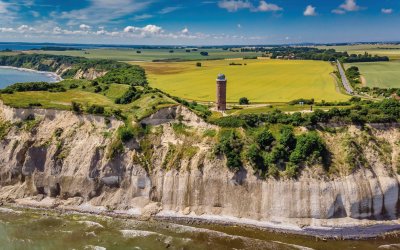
[346,61,400,88]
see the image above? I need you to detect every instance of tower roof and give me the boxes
[217,73,226,80]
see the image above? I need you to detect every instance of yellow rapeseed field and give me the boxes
[138,59,348,103]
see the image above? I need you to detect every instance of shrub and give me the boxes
[256,128,275,151]
[71,101,82,113]
[279,126,296,150]
[239,97,250,105]
[196,62,202,67]
[215,131,243,171]
[246,144,265,171]
[87,105,105,115]
[118,125,134,142]
[289,132,326,164]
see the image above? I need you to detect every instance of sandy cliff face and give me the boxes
[1,103,400,230]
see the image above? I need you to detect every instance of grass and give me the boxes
[0,82,177,121]
[226,104,350,115]
[24,48,263,62]
[345,61,400,88]
[138,59,348,103]
[316,44,400,60]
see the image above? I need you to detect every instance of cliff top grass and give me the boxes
[0,79,177,121]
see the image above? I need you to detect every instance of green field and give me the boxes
[138,59,348,103]
[0,82,176,121]
[316,44,400,60]
[25,48,263,62]
[346,61,400,88]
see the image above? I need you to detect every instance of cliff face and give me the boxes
[1,102,400,230]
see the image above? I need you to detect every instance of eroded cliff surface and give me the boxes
[1,103,400,230]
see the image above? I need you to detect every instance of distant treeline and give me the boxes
[255,47,390,63]
[31,46,83,51]
[0,54,148,86]
[342,52,389,63]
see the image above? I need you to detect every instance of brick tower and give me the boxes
[216,73,227,111]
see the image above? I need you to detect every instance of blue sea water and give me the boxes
[0,67,59,89]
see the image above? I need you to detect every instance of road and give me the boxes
[336,60,354,95]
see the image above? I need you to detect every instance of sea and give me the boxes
[0,67,60,89]
[0,207,397,250]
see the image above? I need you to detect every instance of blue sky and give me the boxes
[0,0,399,45]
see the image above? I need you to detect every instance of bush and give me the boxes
[118,125,134,142]
[71,101,82,113]
[200,51,208,56]
[215,131,243,171]
[239,97,250,105]
[246,144,264,170]
[289,132,326,164]
[196,62,202,67]
[87,105,105,115]
[279,126,296,150]
[256,128,275,151]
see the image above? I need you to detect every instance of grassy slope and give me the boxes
[25,48,263,62]
[138,59,348,103]
[345,61,400,88]
[0,82,177,121]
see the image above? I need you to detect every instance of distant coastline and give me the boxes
[0,66,63,83]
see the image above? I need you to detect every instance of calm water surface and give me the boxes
[0,67,59,89]
[0,208,399,250]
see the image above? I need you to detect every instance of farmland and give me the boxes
[137,59,348,103]
[316,44,400,60]
[24,48,263,62]
[346,61,400,88]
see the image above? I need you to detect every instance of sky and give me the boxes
[0,0,399,45]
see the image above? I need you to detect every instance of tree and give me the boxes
[215,131,243,171]
[239,97,250,105]
[279,126,296,150]
[196,62,202,67]
[200,51,208,56]
[256,128,275,151]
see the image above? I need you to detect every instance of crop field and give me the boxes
[316,44,400,60]
[25,48,263,62]
[346,61,400,88]
[137,59,348,103]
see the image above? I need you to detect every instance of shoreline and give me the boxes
[3,200,400,240]
[0,66,63,83]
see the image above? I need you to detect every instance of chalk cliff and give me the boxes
[1,102,400,233]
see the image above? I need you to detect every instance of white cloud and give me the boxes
[30,10,40,17]
[0,0,10,14]
[17,25,36,32]
[158,6,182,14]
[124,24,163,37]
[303,5,317,16]
[132,14,153,21]
[79,24,91,31]
[218,0,282,12]
[57,0,151,25]
[332,9,345,15]
[381,8,393,14]
[257,1,282,12]
[340,0,360,11]
[218,0,252,12]
[181,27,189,34]
[333,0,361,14]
